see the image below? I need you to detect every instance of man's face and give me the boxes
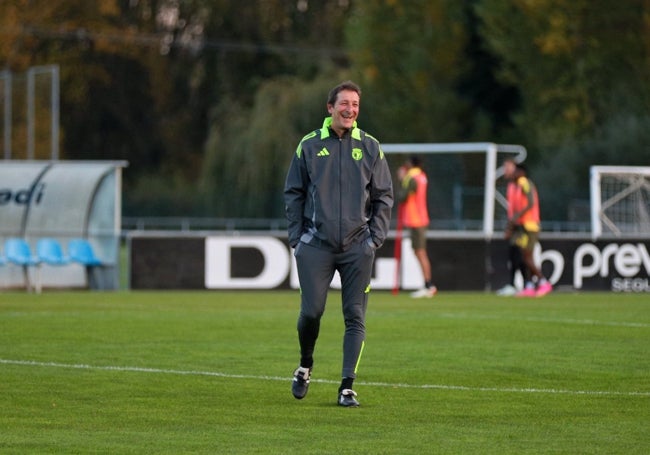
[328,89,359,135]
[503,161,516,180]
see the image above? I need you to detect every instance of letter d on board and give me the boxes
[204,236,290,289]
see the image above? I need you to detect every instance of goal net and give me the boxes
[590,166,650,238]
[382,142,527,237]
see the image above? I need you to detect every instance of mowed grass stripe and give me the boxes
[435,312,650,328]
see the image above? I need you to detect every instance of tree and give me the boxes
[0,0,175,169]
[476,0,650,144]
[476,0,650,219]
[4,0,648,222]
[201,70,349,218]
[345,0,472,142]
[1,0,353,216]
[198,1,353,218]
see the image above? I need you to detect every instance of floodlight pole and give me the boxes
[27,64,60,160]
[26,68,34,159]
[51,65,60,160]
[1,70,11,159]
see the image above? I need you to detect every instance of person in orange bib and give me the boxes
[503,159,552,297]
[397,155,437,298]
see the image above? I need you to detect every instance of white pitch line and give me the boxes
[2,358,649,397]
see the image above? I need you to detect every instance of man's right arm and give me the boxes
[397,177,416,203]
[284,151,307,248]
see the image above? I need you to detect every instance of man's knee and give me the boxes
[298,312,321,333]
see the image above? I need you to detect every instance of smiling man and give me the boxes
[284,80,394,407]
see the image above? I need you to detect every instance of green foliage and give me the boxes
[1,1,352,214]
[201,71,347,218]
[1,291,649,453]
[476,0,650,145]
[533,113,650,220]
[474,0,650,220]
[2,1,649,221]
[122,171,204,217]
[345,0,472,142]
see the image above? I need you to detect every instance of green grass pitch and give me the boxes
[1,290,648,454]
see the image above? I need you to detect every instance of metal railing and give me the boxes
[121,216,591,235]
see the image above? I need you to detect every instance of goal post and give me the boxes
[590,165,650,239]
[382,142,527,237]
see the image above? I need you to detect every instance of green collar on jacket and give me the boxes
[320,117,361,140]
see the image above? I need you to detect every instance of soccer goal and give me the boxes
[382,142,527,237]
[590,165,650,238]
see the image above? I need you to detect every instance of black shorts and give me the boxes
[510,225,538,252]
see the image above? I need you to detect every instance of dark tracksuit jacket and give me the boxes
[283,116,393,379]
[284,116,393,251]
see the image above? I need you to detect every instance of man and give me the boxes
[283,81,393,407]
[397,156,437,298]
[503,159,552,297]
[497,165,528,296]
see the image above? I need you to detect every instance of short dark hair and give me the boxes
[327,80,361,106]
[408,155,422,167]
[516,162,528,175]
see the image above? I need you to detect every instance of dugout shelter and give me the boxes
[0,160,127,290]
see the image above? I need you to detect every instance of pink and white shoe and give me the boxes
[536,281,553,297]
[516,287,537,298]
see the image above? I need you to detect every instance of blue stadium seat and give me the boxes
[37,238,70,265]
[68,239,102,266]
[68,238,103,289]
[5,238,39,266]
[4,238,40,291]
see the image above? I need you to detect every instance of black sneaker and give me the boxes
[338,389,359,407]
[292,366,311,399]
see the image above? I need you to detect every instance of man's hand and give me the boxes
[396,166,407,181]
[504,220,515,240]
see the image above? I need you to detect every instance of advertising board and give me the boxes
[129,234,650,292]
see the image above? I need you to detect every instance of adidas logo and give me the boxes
[317,148,329,157]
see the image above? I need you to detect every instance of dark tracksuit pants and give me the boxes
[294,239,375,379]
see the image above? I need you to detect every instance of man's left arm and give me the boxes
[368,151,394,248]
